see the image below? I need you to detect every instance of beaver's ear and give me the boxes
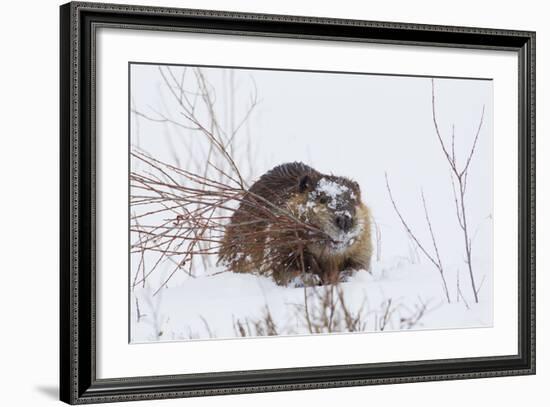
[351,180,361,196]
[298,175,313,193]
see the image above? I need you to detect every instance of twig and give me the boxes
[385,173,450,302]
[421,190,450,302]
[431,79,484,303]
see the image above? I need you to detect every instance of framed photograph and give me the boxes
[60,1,536,404]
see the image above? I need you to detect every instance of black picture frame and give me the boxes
[60,1,536,404]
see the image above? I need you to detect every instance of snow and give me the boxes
[297,199,316,216]
[316,178,350,202]
[129,64,494,343]
[130,256,492,342]
[310,177,357,210]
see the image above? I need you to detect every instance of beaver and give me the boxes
[217,162,372,286]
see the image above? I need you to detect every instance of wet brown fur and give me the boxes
[218,162,372,286]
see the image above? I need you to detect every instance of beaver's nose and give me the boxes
[335,214,353,232]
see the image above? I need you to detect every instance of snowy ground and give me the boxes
[130,256,492,343]
[129,64,494,343]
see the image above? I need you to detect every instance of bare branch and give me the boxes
[460,105,485,177]
[421,190,450,302]
[431,79,483,303]
[385,173,450,302]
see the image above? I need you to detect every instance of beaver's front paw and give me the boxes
[290,273,322,288]
[338,269,357,282]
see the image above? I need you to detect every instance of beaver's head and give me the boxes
[290,173,366,255]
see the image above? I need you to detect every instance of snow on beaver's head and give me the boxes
[288,172,369,257]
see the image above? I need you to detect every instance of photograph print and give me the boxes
[129,63,493,343]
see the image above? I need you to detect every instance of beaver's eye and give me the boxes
[319,196,328,204]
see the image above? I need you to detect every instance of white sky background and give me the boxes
[130,64,493,300]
